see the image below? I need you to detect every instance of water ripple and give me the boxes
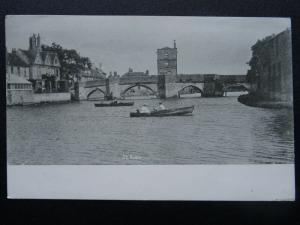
[7,97,294,165]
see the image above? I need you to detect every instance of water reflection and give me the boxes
[250,109,294,164]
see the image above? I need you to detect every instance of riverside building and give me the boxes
[246,28,293,106]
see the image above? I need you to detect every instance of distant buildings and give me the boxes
[122,68,149,77]
[80,66,107,82]
[246,28,293,106]
[6,34,65,93]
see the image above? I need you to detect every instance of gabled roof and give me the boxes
[7,52,30,67]
[40,51,48,62]
[18,50,36,64]
[8,49,60,67]
[48,52,60,65]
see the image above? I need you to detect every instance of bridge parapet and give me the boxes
[218,75,247,83]
[119,75,158,85]
[84,79,106,88]
[176,74,206,83]
[175,74,246,83]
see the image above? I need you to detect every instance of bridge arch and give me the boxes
[223,84,249,92]
[177,85,204,96]
[87,88,106,99]
[121,84,157,96]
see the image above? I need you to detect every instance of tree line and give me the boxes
[42,43,92,83]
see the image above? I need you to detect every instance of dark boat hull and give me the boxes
[130,106,194,117]
[95,102,134,107]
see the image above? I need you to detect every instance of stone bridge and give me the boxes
[80,74,247,100]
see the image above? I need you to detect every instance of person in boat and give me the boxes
[158,102,166,110]
[138,104,151,113]
[153,102,166,111]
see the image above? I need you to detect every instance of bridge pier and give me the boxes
[72,81,80,101]
[202,81,224,97]
[105,78,110,97]
[109,79,121,99]
[157,75,182,98]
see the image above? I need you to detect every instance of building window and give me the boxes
[164,62,169,66]
[18,67,20,75]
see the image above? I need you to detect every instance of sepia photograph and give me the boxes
[5,15,295,200]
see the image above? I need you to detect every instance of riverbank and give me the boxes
[6,92,72,106]
[238,93,293,109]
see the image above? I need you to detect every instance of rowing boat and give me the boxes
[130,106,194,117]
[95,101,134,107]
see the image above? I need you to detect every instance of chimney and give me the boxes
[145,70,149,75]
[37,33,41,49]
[29,34,37,50]
[113,71,117,76]
[29,36,32,50]
[33,34,36,48]
[174,40,176,49]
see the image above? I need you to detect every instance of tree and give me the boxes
[42,43,92,83]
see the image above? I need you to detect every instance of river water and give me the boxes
[7,96,294,165]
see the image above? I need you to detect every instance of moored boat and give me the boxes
[130,105,194,117]
[95,101,134,107]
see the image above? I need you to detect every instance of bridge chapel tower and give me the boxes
[157,40,177,76]
[157,40,178,98]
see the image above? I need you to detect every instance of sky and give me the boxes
[5,16,291,75]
